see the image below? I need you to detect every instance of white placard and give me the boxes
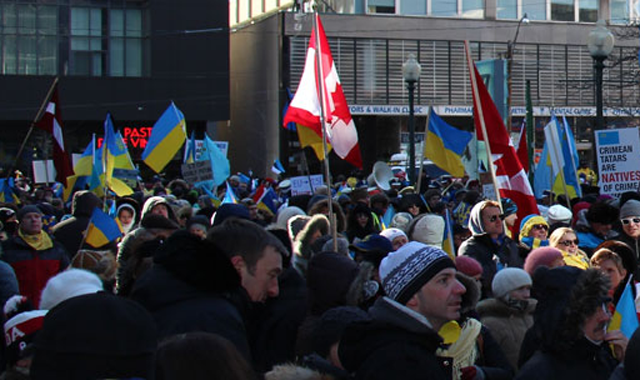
[595,127,640,198]
[290,174,324,196]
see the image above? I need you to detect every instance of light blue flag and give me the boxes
[533,138,552,199]
[184,131,196,164]
[609,279,639,339]
[203,134,230,187]
[222,181,238,204]
[561,116,582,198]
[382,204,395,229]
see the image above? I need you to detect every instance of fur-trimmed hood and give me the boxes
[456,272,481,316]
[293,214,330,261]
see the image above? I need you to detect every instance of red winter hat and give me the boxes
[524,247,564,275]
[455,256,483,277]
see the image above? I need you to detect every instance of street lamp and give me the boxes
[403,53,421,186]
[506,13,529,130]
[588,20,614,130]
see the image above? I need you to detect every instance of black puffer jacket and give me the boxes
[51,190,102,256]
[129,231,252,361]
[339,296,449,380]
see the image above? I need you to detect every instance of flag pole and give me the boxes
[415,106,431,193]
[313,11,338,250]
[7,76,59,180]
[464,41,502,207]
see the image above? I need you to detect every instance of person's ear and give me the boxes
[406,293,419,310]
[230,256,246,274]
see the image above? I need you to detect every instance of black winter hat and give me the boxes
[30,293,157,380]
[140,213,179,230]
[313,306,371,358]
[585,201,618,224]
[307,252,359,316]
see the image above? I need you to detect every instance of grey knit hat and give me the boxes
[379,241,455,305]
[621,199,640,219]
[491,267,532,299]
[16,205,43,222]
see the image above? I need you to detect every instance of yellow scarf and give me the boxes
[437,318,482,380]
[19,229,53,251]
[562,249,590,270]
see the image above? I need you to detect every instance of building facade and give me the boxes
[0,0,229,179]
[229,0,640,176]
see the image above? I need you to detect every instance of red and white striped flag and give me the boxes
[465,43,539,224]
[283,13,362,168]
[35,85,74,186]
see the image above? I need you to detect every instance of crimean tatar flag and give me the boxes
[142,102,187,173]
[283,13,362,168]
[85,207,123,248]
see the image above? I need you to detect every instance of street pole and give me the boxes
[506,14,528,131]
[594,56,605,130]
[407,79,416,186]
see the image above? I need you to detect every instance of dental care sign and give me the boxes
[595,127,640,198]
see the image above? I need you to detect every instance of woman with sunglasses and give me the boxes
[617,199,640,262]
[517,215,550,261]
[549,227,590,270]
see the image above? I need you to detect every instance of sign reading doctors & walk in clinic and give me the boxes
[595,127,640,197]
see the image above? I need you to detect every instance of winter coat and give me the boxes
[1,234,69,307]
[459,234,520,299]
[251,266,308,372]
[476,298,536,370]
[130,265,252,361]
[339,296,450,380]
[51,190,102,256]
[616,233,640,274]
[516,337,618,380]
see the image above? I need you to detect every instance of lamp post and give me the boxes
[588,20,614,130]
[506,13,529,130]
[403,53,421,186]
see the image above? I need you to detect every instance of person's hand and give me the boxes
[460,366,476,380]
[605,329,628,361]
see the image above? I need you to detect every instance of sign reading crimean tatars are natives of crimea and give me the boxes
[595,127,640,198]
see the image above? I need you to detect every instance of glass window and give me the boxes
[497,0,517,18]
[110,9,124,37]
[368,0,396,13]
[3,4,17,34]
[579,0,597,21]
[38,35,56,74]
[431,0,457,16]
[551,0,574,20]
[37,6,57,35]
[251,0,262,17]
[110,37,124,76]
[17,4,36,35]
[126,10,142,37]
[71,7,103,76]
[523,0,545,20]
[3,35,17,74]
[462,0,484,17]
[401,0,426,15]
[610,0,628,23]
[125,38,141,77]
[17,35,36,74]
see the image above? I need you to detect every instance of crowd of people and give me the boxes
[0,168,639,379]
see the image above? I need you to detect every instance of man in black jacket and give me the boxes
[339,241,466,380]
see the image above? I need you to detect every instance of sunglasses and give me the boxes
[532,224,548,231]
[560,239,579,246]
[621,218,640,225]
[488,214,505,222]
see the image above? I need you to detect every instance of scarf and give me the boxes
[437,318,482,380]
[18,229,53,251]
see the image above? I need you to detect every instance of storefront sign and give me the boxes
[595,127,640,198]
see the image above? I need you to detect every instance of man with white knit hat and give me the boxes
[546,204,573,227]
[338,241,466,379]
[618,199,640,262]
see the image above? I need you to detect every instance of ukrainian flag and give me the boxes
[74,137,96,177]
[183,131,197,164]
[608,279,639,339]
[381,205,396,230]
[142,102,187,173]
[442,209,455,259]
[0,178,19,204]
[85,207,123,248]
[424,109,473,178]
[202,186,221,208]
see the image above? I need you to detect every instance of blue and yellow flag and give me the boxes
[222,181,238,205]
[442,209,455,259]
[142,102,187,173]
[183,131,197,164]
[424,109,473,178]
[202,186,221,208]
[85,207,123,248]
[609,279,639,339]
[0,178,19,204]
[381,205,396,230]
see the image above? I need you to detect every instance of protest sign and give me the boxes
[290,174,324,196]
[181,160,214,184]
[595,127,640,198]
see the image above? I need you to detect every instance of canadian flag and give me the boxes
[283,14,362,168]
[35,86,74,187]
[465,43,539,224]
